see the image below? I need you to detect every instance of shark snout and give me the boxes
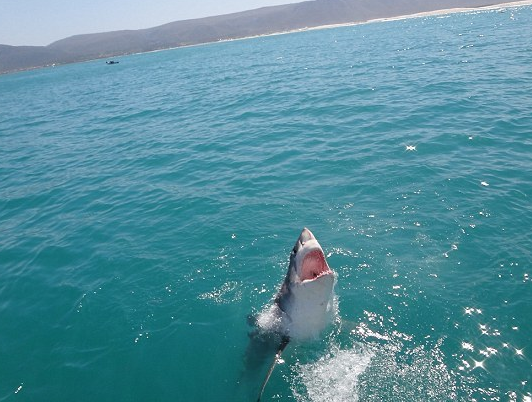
[299,228,315,244]
[294,228,315,252]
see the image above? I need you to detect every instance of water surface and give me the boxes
[1,5,532,401]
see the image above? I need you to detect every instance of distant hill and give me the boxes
[0,0,518,74]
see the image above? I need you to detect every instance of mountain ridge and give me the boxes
[0,0,519,74]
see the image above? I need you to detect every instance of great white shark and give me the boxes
[255,228,336,401]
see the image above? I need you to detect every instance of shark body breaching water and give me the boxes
[255,228,337,401]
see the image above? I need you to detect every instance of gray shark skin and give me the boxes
[274,227,336,340]
[255,228,336,401]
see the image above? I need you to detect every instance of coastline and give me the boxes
[366,0,532,23]
[155,0,532,54]
[3,0,532,75]
[259,0,532,39]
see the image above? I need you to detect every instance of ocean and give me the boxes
[1,5,531,401]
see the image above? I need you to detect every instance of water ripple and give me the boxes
[1,5,532,402]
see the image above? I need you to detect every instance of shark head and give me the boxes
[274,228,337,340]
[290,227,334,283]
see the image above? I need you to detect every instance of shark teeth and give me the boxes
[300,249,332,281]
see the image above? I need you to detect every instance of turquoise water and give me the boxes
[1,5,532,401]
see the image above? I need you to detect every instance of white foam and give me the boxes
[291,346,374,402]
[289,339,461,401]
[256,303,284,334]
[357,341,458,401]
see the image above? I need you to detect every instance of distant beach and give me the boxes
[370,0,532,22]
[207,0,532,49]
[2,0,531,74]
[289,0,532,35]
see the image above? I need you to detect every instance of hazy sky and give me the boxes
[0,0,300,46]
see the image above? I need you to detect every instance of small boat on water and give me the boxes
[106,60,119,65]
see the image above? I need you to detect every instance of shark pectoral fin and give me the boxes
[256,335,290,402]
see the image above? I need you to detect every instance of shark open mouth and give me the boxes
[300,249,333,282]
